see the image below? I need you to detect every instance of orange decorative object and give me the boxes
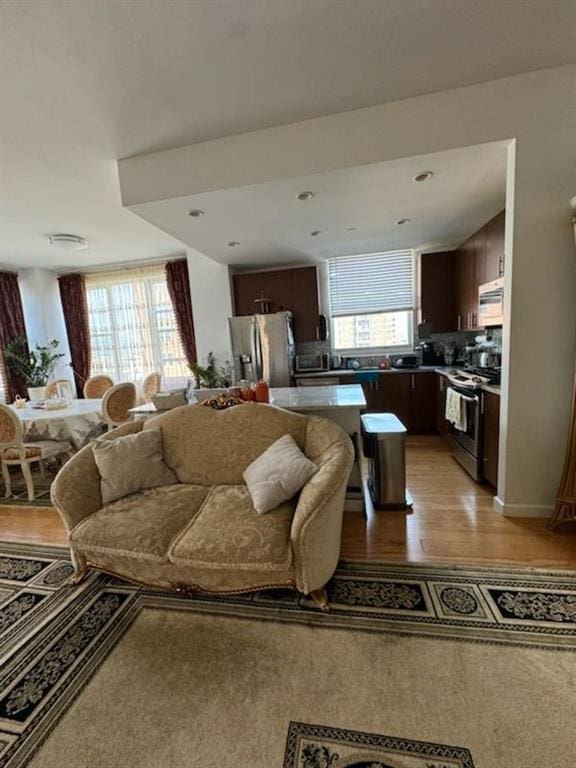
[240,386,254,401]
[254,380,270,403]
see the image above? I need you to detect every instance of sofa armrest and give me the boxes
[50,420,144,533]
[290,419,354,594]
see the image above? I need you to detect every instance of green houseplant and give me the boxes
[189,352,233,391]
[4,336,65,401]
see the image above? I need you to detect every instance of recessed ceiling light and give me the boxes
[48,234,88,251]
[396,218,411,226]
[297,191,314,201]
[347,226,357,232]
[227,241,241,247]
[413,171,433,183]
[310,230,323,237]
[188,209,204,217]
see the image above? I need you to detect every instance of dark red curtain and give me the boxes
[165,259,197,366]
[58,273,91,397]
[0,270,28,400]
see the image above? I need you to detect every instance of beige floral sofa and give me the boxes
[51,402,354,607]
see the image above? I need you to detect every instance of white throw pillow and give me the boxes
[243,434,318,514]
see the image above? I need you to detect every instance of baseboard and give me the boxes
[493,496,554,518]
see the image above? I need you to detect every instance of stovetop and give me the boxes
[446,367,501,390]
[462,367,501,385]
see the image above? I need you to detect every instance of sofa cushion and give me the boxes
[243,434,317,514]
[70,484,209,562]
[93,427,177,504]
[169,485,294,571]
[144,402,308,486]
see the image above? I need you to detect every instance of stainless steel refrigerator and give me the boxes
[228,312,295,387]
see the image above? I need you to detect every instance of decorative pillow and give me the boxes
[201,394,246,410]
[93,427,178,504]
[243,434,317,514]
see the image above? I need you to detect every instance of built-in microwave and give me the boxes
[478,278,504,327]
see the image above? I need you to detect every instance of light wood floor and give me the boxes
[1,436,575,569]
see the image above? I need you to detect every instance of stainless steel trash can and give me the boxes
[361,413,411,509]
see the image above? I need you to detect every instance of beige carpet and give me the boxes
[28,608,576,768]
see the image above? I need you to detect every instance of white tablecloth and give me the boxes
[9,399,105,450]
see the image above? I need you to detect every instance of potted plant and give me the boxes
[189,352,233,401]
[4,337,65,402]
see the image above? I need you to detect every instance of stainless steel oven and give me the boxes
[446,381,482,481]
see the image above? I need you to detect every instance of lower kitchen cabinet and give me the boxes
[347,371,437,433]
[409,372,437,432]
[482,390,500,487]
[436,374,450,437]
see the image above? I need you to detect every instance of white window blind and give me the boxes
[329,250,414,317]
[85,265,189,388]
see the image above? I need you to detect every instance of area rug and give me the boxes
[1,542,575,767]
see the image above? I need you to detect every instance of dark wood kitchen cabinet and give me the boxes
[418,251,456,333]
[454,209,505,331]
[232,266,319,343]
[484,210,505,281]
[409,372,437,432]
[436,374,450,438]
[351,371,437,433]
[482,390,500,487]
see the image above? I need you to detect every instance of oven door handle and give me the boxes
[447,385,479,403]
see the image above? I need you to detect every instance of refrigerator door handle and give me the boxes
[252,317,263,381]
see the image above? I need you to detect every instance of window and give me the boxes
[329,250,414,353]
[86,265,189,387]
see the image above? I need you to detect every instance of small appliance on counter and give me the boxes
[415,342,442,366]
[392,355,419,369]
[294,352,330,373]
[330,354,344,370]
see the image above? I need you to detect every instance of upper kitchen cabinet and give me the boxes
[484,210,505,281]
[454,209,505,331]
[232,266,320,343]
[418,251,456,333]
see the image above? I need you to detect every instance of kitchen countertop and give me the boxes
[294,366,501,395]
[294,366,452,378]
[270,384,366,410]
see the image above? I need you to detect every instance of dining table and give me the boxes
[9,399,105,450]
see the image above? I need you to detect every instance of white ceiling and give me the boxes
[0,0,574,270]
[132,142,508,268]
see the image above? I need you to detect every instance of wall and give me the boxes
[121,65,576,518]
[18,268,73,387]
[186,247,233,365]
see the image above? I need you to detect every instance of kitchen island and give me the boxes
[270,384,366,511]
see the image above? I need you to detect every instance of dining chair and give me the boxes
[0,404,73,501]
[143,372,162,402]
[45,379,73,399]
[102,382,137,429]
[83,375,114,399]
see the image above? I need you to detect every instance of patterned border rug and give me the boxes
[1,541,575,767]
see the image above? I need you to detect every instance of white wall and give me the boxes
[186,247,233,365]
[18,268,74,388]
[121,65,576,517]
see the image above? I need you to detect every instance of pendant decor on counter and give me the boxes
[549,196,576,529]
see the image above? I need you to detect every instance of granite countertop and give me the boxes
[270,384,366,410]
[294,366,453,378]
[293,367,501,395]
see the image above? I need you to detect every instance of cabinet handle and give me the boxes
[439,377,444,392]
[481,393,485,415]
[457,314,462,330]
[411,374,415,389]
